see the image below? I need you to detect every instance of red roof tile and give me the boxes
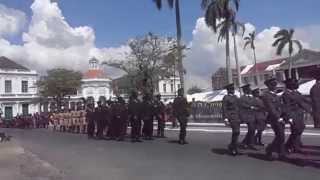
[242,58,286,75]
[83,69,106,79]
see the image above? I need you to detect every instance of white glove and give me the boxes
[224,118,230,126]
[289,118,294,124]
[278,118,284,123]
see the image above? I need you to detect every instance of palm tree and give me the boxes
[272,29,302,79]
[244,31,258,85]
[201,0,240,84]
[216,16,245,89]
[153,0,185,91]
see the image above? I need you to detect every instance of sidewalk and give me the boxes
[0,140,64,180]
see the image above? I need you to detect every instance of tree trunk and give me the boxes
[232,34,241,93]
[226,32,233,84]
[253,48,258,85]
[288,53,292,79]
[175,0,185,92]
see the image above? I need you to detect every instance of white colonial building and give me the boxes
[0,57,39,119]
[156,76,181,103]
[67,58,113,108]
[80,58,113,101]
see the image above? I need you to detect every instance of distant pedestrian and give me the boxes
[173,88,190,145]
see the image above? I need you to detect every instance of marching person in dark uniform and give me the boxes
[173,88,190,145]
[310,76,320,128]
[239,84,257,150]
[252,88,267,146]
[86,103,95,139]
[141,93,155,140]
[128,91,142,142]
[222,83,240,155]
[154,94,166,138]
[110,96,128,141]
[95,101,106,139]
[282,78,311,153]
[261,78,286,160]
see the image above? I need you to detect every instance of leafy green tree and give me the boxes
[153,0,185,92]
[37,68,82,111]
[103,33,176,96]
[244,31,258,85]
[272,29,302,78]
[201,0,240,84]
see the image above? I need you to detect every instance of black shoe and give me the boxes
[136,139,143,142]
[239,144,248,149]
[117,138,124,141]
[278,155,287,161]
[248,145,258,151]
[257,142,265,146]
[179,139,184,145]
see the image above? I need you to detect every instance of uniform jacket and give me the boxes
[282,90,311,122]
[173,96,190,118]
[253,96,268,121]
[261,91,282,124]
[128,98,141,119]
[222,94,240,123]
[310,81,320,113]
[238,95,256,123]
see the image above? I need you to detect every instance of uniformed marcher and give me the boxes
[141,93,155,140]
[252,88,267,146]
[239,84,257,150]
[310,75,320,128]
[95,101,105,139]
[222,83,240,155]
[173,88,190,145]
[261,78,286,160]
[282,78,311,153]
[154,94,166,138]
[110,96,128,141]
[86,103,95,139]
[128,91,142,142]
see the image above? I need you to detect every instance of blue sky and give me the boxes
[2,0,320,47]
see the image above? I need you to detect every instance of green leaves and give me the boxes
[272,28,302,56]
[243,30,256,50]
[153,0,175,9]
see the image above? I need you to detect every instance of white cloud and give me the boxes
[184,17,315,89]
[0,0,128,77]
[0,4,26,36]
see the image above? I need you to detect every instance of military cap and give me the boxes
[224,83,235,90]
[283,78,298,85]
[264,77,277,86]
[252,88,260,94]
[240,84,251,89]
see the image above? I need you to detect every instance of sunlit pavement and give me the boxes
[1,127,320,180]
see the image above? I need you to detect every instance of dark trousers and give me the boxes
[156,115,165,137]
[143,117,154,138]
[96,120,104,138]
[177,116,188,141]
[286,122,305,151]
[87,121,95,137]
[131,117,141,140]
[255,130,263,144]
[229,122,240,150]
[313,112,320,128]
[242,122,255,146]
[117,119,127,140]
[268,122,285,156]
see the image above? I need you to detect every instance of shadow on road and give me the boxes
[210,148,244,156]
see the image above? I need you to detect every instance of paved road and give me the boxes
[1,128,320,180]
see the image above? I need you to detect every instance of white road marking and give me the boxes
[165,128,320,136]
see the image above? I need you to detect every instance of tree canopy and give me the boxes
[37,68,82,110]
[103,33,179,95]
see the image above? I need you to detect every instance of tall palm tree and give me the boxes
[153,0,185,91]
[231,20,245,90]
[217,16,244,89]
[272,29,302,79]
[201,0,240,84]
[244,31,258,85]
